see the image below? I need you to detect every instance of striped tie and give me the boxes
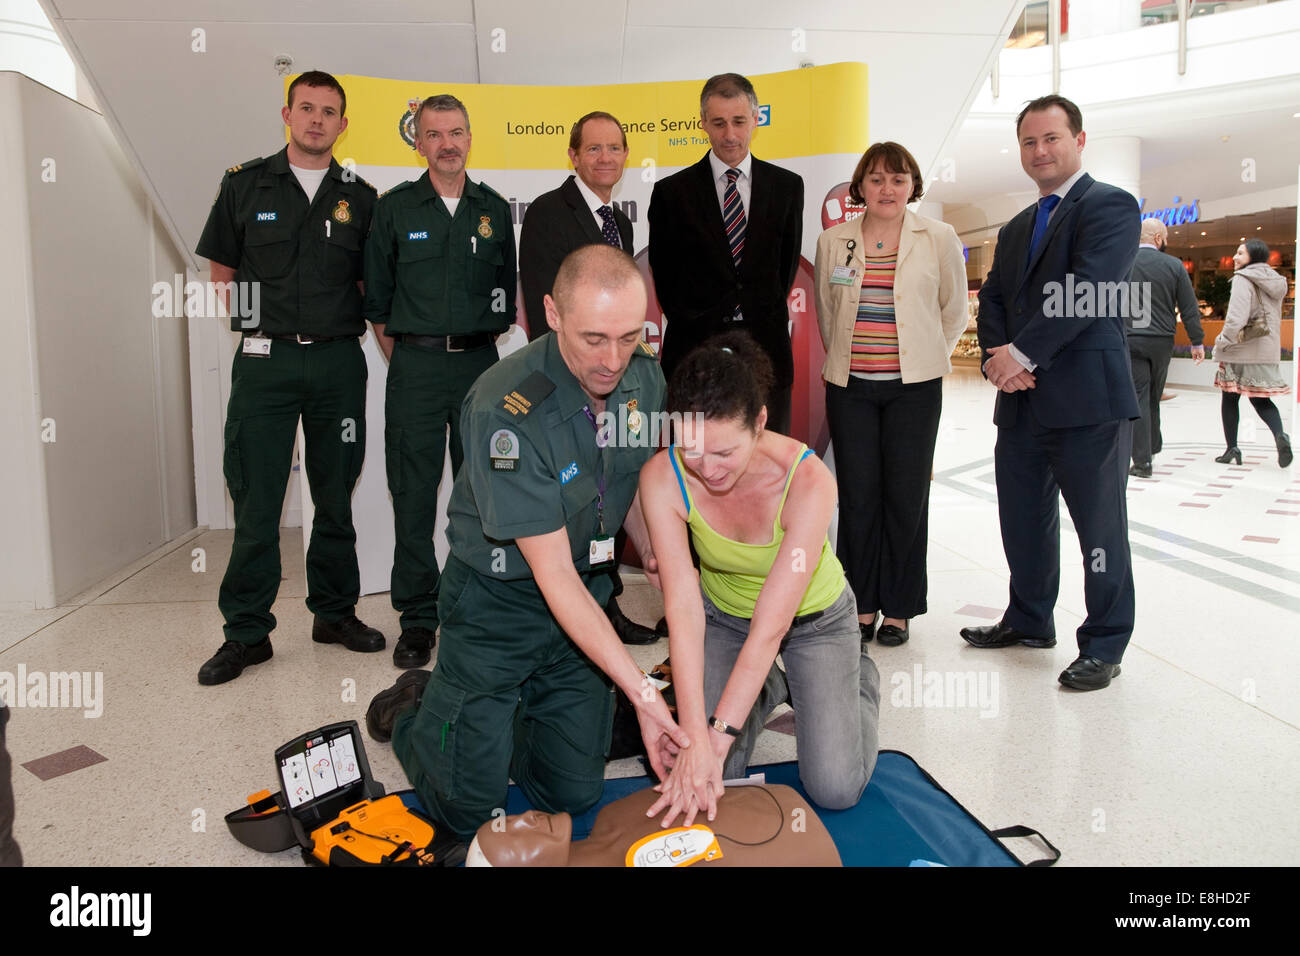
[723,167,746,267]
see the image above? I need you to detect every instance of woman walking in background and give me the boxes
[1213,239,1291,468]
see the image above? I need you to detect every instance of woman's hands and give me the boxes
[646,727,728,828]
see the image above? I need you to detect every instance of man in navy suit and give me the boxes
[963,95,1140,691]
[518,112,658,646]
[520,112,634,341]
[648,73,803,435]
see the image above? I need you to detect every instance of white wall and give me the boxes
[0,72,195,605]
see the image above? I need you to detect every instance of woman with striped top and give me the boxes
[814,142,968,647]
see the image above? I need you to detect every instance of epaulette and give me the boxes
[349,172,378,194]
[633,340,656,357]
[497,371,556,419]
[378,180,415,200]
[225,157,265,176]
[479,181,507,203]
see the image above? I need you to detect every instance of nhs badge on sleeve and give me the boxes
[490,429,519,472]
[560,461,580,484]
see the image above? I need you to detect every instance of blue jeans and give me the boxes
[701,584,881,810]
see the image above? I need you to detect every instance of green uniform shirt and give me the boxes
[363,173,517,336]
[196,147,377,336]
[446,335,664,581]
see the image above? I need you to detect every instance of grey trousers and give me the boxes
[701,584,881,809]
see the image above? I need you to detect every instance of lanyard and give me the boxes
[580,404,608,534]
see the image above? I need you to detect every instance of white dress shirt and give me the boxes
[708,150,753,215]
[572,175,621,248]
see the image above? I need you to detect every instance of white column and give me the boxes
[1083,135,1141,201]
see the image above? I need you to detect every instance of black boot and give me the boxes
[1214,447,1242,465]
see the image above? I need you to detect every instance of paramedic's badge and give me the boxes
[490,429,519,472]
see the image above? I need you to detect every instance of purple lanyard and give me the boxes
[580,404,608,535]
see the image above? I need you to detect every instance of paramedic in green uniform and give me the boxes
[195,71,384,686]
[368,245,689,840]
[364,94,516,670]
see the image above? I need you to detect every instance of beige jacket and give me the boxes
[814,209,968,386]
[1214,263,1288,364]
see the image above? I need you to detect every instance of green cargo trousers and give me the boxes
[384,340,497,631]
[219,336,366,644]
[391,555,617,840]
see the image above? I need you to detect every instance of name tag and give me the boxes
[242,335,271,357]
[589,535,615,570]
[829,265,857,286]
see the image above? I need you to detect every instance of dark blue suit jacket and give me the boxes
[977,173,1141,429]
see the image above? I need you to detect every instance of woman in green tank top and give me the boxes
[639,333,880,826]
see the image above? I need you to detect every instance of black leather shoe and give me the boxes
[366,669,432,742]
[960,621,1056,649]
[1058,655,1121,691]
[608,598,659,645]
[1128,462,1152,478]
[198,638,272,686]
[1278,433,1293,468]
[876,620,909,647]
[654,616,669,638]
[312,614,385,652]
[859,613,878,644]
[1214,447,1242,465]
[393,626,436,669]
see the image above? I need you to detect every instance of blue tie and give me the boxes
[1027,194,1061,263]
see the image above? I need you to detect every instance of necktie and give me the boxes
[1027,193,1061,263]
[596,205,621,248]
[723,168,746,268]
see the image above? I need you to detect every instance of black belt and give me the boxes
[790,609,824,627]
[396,332,496,352]
[262,332,355,345]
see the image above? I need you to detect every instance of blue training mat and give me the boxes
[497,750,1024,867]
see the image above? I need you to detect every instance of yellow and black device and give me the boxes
[227,720,461,867]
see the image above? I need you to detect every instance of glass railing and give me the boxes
[1141,0,1279,28]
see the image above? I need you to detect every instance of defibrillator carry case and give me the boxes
[225,720,463,867]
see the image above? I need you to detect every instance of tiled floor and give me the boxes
[2,368,1296,866]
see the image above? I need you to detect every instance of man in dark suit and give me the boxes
[520,112,634,340]
[648,73,803,435]
[518,112,657,646]
[963,95,1141,691]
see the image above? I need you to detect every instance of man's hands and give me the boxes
[984,344,1037,392]
[646,727,728,828]
[634,686,691,783]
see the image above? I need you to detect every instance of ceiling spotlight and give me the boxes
[1256,226,1262,230]
[1220,135,1230,142]
[1200,231,1207,236]
[999,148,1009,154]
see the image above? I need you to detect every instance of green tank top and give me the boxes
[669,443,846,619]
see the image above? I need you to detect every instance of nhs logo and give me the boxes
[560,461,580,484]
[256,212,277,221]
[408,231,428,240]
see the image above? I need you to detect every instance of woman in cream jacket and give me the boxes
[814,142,967,647]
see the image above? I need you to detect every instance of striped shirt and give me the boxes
[849,251,900,376]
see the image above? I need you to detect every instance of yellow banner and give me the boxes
[290,63,868,170]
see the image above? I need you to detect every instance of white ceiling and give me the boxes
[39,0,1023,267]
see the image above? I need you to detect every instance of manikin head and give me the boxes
[466,810,573,867]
